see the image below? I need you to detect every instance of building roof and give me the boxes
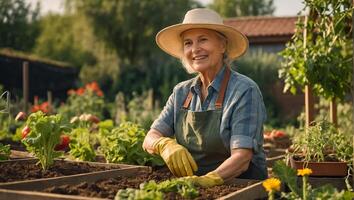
[224,16,301,44]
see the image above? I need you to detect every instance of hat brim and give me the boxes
[156,23,249,60]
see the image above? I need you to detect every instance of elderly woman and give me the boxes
[143,8,267,187]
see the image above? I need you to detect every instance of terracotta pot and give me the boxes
[289,155,348,177]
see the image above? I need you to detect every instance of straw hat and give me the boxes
[156,8,249,60]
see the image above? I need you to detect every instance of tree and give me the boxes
[67,0,199,100]
[33,14,96,68]
[208,0,275,17]
[0,0,40,51]
[279,0,352,101]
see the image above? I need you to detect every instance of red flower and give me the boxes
[76,88,85,96]
[31,101,50,113]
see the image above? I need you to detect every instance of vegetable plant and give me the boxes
[116,178,199,200]
[290,120,353,163]
[279,0,352,101]
[68,128,96,161]
[0,143,10,160]
[21,111,71,170]
[99,121,164,166]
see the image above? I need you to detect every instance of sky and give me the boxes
[27,0,306,17]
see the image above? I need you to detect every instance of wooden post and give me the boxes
[305,85,315,128]
[329,98,337,126]
[303,15,315,128]
[47,91,52,114]
[22,61,29,113]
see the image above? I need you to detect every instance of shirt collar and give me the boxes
[189,65,226,93]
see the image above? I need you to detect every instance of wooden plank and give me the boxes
[9,150,33,159]
[0,166,150,190]
[0,189,105,200]
[266,155,285,167]
[217,182,267,200]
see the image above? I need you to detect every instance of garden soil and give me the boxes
[43,167,258,199]
[0,159,119,182]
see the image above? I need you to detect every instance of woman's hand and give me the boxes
[153,137,198,177]
[183,171,224,188]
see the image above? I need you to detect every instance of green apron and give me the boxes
[175,67,267,179]
[175,67,231,176]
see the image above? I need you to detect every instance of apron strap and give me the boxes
[215,67,231,109]
[182,67,231,109]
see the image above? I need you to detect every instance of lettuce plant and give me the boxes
[22,111,71,170]
[99,121,164,166]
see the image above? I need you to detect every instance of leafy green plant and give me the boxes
[0,143,10,160]
[68,128,96,161]
[116,178,199,200]
[291,120,353,163]
[271,160,354,200]
[21,111,71,170]
[98,121,164,166]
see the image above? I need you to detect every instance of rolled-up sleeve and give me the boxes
[230,86,266,153]
[150,90,175,137]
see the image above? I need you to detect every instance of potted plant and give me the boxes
[287,120,353,177]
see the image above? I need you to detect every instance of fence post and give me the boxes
[22,61,29,113]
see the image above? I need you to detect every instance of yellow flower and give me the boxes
[262,178,281,192]
[297,168,313,176]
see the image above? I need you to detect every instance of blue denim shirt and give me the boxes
[151,66,267,173]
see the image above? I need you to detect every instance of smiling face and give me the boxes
[181,28,226,73]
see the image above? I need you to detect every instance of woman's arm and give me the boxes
[142,129,164,154]
[214,148,253,182]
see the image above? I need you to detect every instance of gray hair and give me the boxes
[180,30,232,74]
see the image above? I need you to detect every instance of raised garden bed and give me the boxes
[0,166,267,200]
[0,158,145,184]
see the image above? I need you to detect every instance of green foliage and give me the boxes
[208,0,275,17]
[272,160,300,196]
[0,0,40,51]
[33,14,95,67]
[116,178,199,200]
[234,50,282,126]
[99,121,164,166]
[67,0,197,102]
[58,86,105,121]
[22,112,71,170]
[279,0,352,100]
[291,120,353,163]
[68,128,96,161]
[272,160,354,200]
[119,90,161,131]
[0,143,10,160]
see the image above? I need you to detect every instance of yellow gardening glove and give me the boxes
[183,171,224,188]
[153,137,198,177]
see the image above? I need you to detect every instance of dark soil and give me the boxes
[0,139,26,151]
[43,167,258,199]
[0,159,120,183]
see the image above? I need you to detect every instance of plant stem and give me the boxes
[302,176,308,200]
[268,190,274,200]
